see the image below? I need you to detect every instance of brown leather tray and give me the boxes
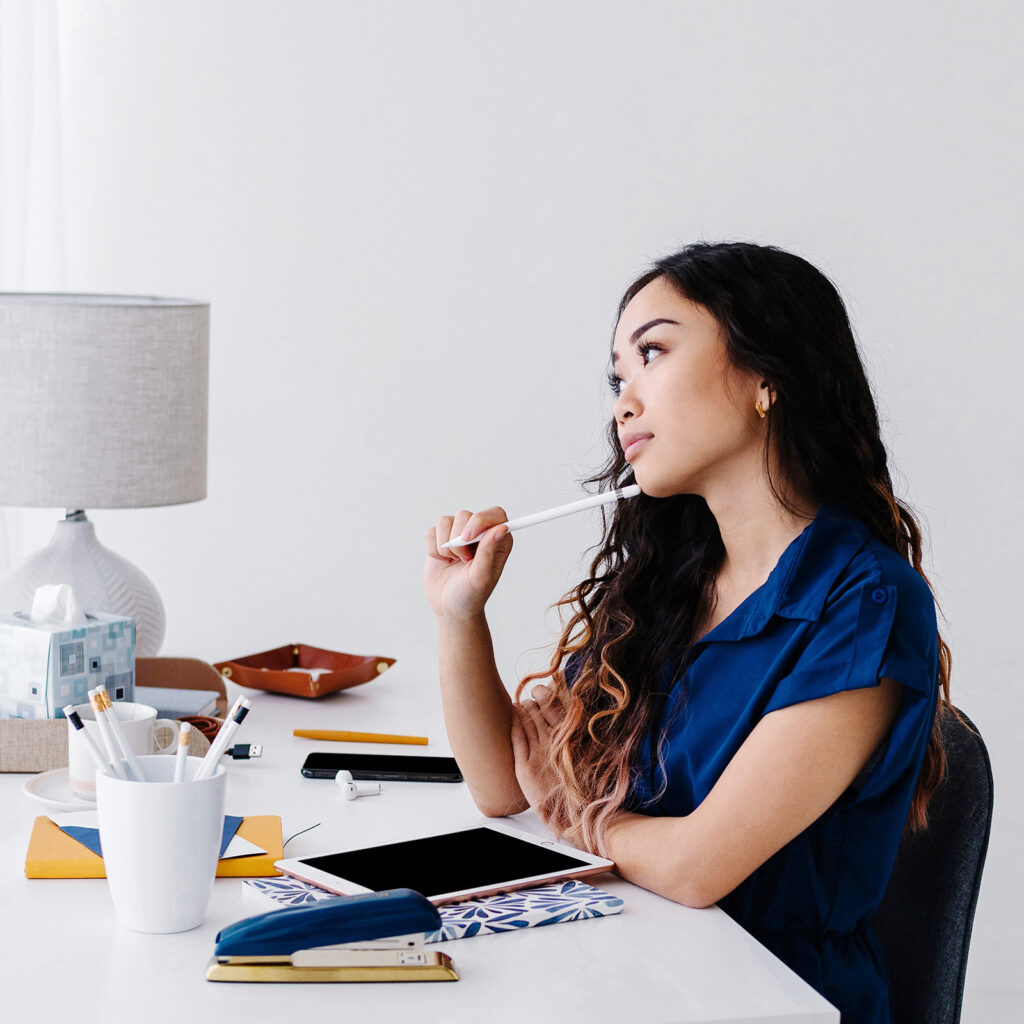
[213,644,396,699]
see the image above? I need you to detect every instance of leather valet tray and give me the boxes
[214,644,396,699]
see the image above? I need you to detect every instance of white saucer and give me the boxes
[22,767,97,813]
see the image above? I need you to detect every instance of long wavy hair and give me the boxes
[515,240,954,856]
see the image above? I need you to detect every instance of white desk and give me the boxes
[0,651,838,1023]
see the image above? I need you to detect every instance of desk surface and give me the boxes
[0,651,838,1024]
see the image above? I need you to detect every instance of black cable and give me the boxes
[282,822,321,851]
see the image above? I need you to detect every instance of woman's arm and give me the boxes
[425,507,528,817]
[437,613,528,817]
[603,677,903,907]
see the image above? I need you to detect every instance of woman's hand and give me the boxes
[510,683,566,833]
[424,507,515,621]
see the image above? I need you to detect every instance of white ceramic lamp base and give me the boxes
[0,512,165,656]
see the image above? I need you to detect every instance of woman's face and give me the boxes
[610,275,767,500]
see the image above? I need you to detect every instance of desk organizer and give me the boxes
[214,644,396,699]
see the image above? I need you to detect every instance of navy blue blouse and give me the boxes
[592,504,939,1022]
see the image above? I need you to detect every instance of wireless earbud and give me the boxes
[334,769,382,800]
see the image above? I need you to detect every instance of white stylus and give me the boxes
[63,705,109,774]
[441,484,642,550]
[193,699,252,781]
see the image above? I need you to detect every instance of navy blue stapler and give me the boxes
[206,888,458,982]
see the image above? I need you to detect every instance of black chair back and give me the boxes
[873,707,993,1024]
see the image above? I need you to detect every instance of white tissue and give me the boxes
[29,583,88,627]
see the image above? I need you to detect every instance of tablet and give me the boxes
[274,821,615,905]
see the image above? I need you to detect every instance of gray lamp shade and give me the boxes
[0,294,209,508]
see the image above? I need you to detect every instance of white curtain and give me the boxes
[0,0,66,574]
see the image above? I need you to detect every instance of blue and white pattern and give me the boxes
[242,877,624,943]
[0,612,135,718]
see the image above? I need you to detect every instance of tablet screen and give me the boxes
[298,826,593,898]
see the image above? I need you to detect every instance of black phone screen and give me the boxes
[301,752,463,782]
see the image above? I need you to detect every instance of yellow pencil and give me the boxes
[293,729,428,746]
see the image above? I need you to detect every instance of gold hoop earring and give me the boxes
[756,401,767,419]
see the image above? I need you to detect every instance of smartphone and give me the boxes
[300,752,463,783]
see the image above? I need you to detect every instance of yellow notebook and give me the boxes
[25,815,283,879]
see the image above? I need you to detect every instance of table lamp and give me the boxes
[0,294,210,656]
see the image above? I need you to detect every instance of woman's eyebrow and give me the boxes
[611,318,680,364]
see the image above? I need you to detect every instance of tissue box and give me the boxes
[0,612,136,719]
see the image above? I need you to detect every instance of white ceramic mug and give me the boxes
[66,702,176,798]
[96,754,227,933]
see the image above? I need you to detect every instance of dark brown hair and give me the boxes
[516,241,953,854]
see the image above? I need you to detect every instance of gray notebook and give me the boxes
[134,685,219,718]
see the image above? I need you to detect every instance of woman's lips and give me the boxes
[624,436,652,460]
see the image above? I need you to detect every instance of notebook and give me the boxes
[242,876,624,942]
[25,814,283,878]
[134,686,220,718]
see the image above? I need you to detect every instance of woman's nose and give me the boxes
[614,382,639,422]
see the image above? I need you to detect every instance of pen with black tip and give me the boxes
[193,698,252,781]
[63,704,109,775]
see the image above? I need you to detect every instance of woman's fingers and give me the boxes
[459,506,509,546]
[428,508,509,565]
[517,700,542,750]
[431,516,457,560]
[529,684,564,728]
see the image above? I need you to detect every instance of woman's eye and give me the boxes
[638,341,663,365]
[607,342,664,396]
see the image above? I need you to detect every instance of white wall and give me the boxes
[4,1,1021,1015]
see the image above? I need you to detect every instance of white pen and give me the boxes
[173,722,192,783]
[442,484,642,550]
[193,698,252,781]
[93,685,144,782]
[88,689,128,780]
[63,704,109,774]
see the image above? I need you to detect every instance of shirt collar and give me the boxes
[695,503,872,645]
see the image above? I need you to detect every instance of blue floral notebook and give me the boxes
[242,876,624,942]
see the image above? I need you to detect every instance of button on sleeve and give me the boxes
[764,578,902,715]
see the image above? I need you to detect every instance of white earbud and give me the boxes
[334,769,382,800]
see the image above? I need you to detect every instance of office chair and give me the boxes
[873,706,993,1024]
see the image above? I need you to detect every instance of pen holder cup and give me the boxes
[96,755,227,933]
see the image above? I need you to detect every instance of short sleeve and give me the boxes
[563,651,585,691]
[764,565,937,716]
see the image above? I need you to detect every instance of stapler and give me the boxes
[206,888,458,982]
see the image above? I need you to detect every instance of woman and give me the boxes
[423,241,951,1022]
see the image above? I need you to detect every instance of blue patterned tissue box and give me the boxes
[0,611,135,719]
[242,877,624,942]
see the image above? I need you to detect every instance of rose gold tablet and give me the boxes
[274,821,615,905]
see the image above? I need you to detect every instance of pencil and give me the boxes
[88,689,128,780]
[292,729,428,745]
[174,722,191,783]
[94,685,144,782]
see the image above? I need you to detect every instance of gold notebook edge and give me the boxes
[205,951,458,983]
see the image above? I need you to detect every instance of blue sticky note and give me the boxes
[61,825,103,858]
[58,815,245,860]
[221,815,244,856]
